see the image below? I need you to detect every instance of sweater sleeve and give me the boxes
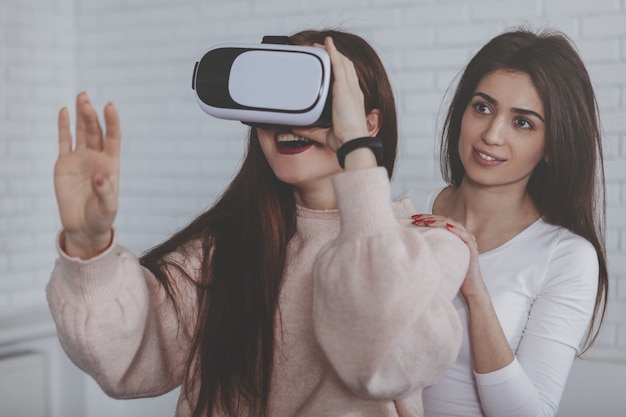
[45,230,198,399]
[312,167,470,399]
[475,233,599,417]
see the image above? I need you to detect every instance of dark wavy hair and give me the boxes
[440,28,608,352]
[140,28,397,416]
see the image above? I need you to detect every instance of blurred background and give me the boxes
[0,0,625,415]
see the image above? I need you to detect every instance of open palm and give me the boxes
[54,92,121,257]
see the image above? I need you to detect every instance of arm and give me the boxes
[475,234,599,417]
[313,168,469,399]
[49,93,195,397]
[46,231,198,398]
[416,217,599,416]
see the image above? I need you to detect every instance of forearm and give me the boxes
[47,234,193,397]
[465,287,515,374]
[314,168,469,397]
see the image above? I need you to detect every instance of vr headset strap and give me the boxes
[261,35,293,45]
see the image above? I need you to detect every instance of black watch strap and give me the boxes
[336,137,383,169]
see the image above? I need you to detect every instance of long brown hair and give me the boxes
[440,28,608,352]
[140,28,398,416]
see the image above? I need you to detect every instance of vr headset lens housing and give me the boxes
[192,42,332,128]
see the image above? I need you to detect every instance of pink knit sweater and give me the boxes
[47,168,469,416]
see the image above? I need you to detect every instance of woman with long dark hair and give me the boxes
[408,28,608,416]
[47,29,469,416]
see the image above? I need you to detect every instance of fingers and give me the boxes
[58,107,72,156]
[325,37,361,96]
[75,92,104,151]
[323,36,368,144]
[103,102,121,158]
[64,93,118,154]
[411,214,474,246]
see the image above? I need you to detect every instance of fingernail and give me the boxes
[423,220,436,225]
[446,223,454,229]
[412,218,424,225]
[411,214,423,219]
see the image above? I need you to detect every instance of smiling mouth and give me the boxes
[474,148,505,162]
[478,151,498,161]
[274,133,318,155]
[276,133,315,149]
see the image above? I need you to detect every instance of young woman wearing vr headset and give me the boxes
[47,29,469,417]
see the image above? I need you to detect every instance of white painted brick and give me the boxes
[577,39,620,63]
[602,135,620,160]
[588,63,626,86]
[545,0,620,16]
[10,286,48,311]
[606,229,619,251]
[470,0,542,21]
[593,323,616,348]
[404,2,471,25]
[618,325,626,349]
[618,278,626,301]
[539,17,581,38]
[595,87,621,111]
[582,15,626,38]
[372,27,435,49]
[608,253,626,277]
[394,71,436,93]
[405,92,448,114]
[435,23,504,46]
[602,110,626,134]
[607,205,626,228]
[405,46,471,70]
[437,68,466,90]
[196,1,254,19]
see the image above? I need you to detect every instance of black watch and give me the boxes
[336,137,383,169]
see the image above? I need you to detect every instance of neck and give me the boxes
[445,178,540,233]
[293,182,337,211]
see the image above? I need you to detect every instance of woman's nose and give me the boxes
[481,117,506,146]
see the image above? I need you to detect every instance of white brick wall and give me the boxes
[0,0,76,316]
[1,0,625,361]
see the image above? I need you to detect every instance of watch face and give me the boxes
[193,43,331,127]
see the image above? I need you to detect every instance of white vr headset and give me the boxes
[192,36,332,128]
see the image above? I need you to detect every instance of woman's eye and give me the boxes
[473,102,491,114]
[515,117,533,129]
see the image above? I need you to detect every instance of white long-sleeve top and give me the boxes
[407,186,599,417]
[46,168,470,417]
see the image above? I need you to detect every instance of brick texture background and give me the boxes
[1,0,625,361]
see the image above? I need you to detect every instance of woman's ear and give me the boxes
[366,109,381,137]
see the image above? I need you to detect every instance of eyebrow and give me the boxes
[473,92,545,123]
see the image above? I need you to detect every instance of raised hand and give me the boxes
[322,36,370,152]
[54,92,121,259]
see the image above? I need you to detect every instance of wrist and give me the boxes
[336,136,383,169]
[62,229,113,260]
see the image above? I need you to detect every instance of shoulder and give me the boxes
[532,221,597,264]
[397,184,445,214]
[533,221,599,291]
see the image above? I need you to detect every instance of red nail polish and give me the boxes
[424,220,436,225]
[411,214,423,219]
[446,223,454,228]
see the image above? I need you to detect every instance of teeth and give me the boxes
[277,134,312,143]
[478,152,497,161]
